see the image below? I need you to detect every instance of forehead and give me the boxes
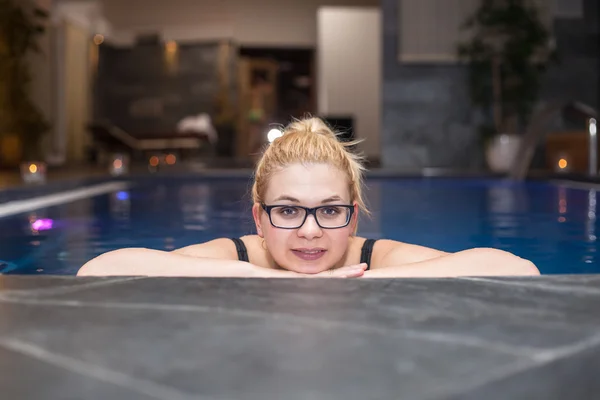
[265,163,350,202]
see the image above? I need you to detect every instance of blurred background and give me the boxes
[0,0,599,275]
[0,0,597,174]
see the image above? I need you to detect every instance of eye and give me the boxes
[319,206,342,215]
[277,207,299,216]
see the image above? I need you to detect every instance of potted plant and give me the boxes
[0,0,51,179]
[457,0,557,172]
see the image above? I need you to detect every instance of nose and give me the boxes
[297,214,323,239]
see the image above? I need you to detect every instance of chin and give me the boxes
[284,259,330,275]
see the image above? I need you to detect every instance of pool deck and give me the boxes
[3,162,600,194]
[0,164,491,190]
[1,275,599,399]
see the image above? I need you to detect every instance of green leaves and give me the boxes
[457,0,557,135]
[0,0,50,160]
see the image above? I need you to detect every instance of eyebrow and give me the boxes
[271,195,344,204]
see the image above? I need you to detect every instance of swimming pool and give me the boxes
[0,176,598,275]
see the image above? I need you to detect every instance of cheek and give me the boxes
[258,213,271,235]
[263,227,289,250]
[328,229,352,249]
[264,231,296,265]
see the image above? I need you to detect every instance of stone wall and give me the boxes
[541,0,598,111]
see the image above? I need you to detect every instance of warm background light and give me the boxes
[558,158,568,169]
[149,156,160,167]
[93,34,104,45]
[165,154,176,165]
[164,40,179,75]
[28,164,37,173]
[165,40,177,53]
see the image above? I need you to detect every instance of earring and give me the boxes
[261,239,267,250]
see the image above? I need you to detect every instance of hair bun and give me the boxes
[253,116,369,220]
[286,117,337,139]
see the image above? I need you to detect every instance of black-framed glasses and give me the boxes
[261,203,354,229]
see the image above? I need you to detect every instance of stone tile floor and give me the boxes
[1,275,599,399]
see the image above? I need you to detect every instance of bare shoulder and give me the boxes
[237,235,273,267]
[172,237,239,260]
[172,235,263,262]
[371,239,449,269]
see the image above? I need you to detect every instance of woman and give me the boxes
[78,118,539,278]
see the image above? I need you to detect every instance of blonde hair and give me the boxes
[252,117,369,217]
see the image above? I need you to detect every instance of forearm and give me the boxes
[77,248,293,278]
[363,248,539,278]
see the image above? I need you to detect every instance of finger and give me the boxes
[341,268,365,278]
[312,263,367,278]
[341,263,368,271]
[330,265,366,278]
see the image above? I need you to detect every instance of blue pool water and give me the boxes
[0,177,598,275]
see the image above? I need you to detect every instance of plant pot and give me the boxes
[0,134,23,167]
[485,133,522,173]
[20,161,47,184]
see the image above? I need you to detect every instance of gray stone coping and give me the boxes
[1,275,599,399]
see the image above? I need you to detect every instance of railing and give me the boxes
[589,116,597,176]
[509,101,598,180]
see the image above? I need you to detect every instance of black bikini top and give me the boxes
[230,238,377,270]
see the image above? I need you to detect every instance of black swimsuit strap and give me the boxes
[360,239,377,270]
[232,237,376,268]
[230,238,249,262]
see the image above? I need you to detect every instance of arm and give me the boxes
[364,247,539,278]
[78,238,267,277]
[77,248,366,278]
[78,248,277,277]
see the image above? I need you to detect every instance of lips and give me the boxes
[292,248,326,261]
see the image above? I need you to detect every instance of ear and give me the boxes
[252,203,264,237]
